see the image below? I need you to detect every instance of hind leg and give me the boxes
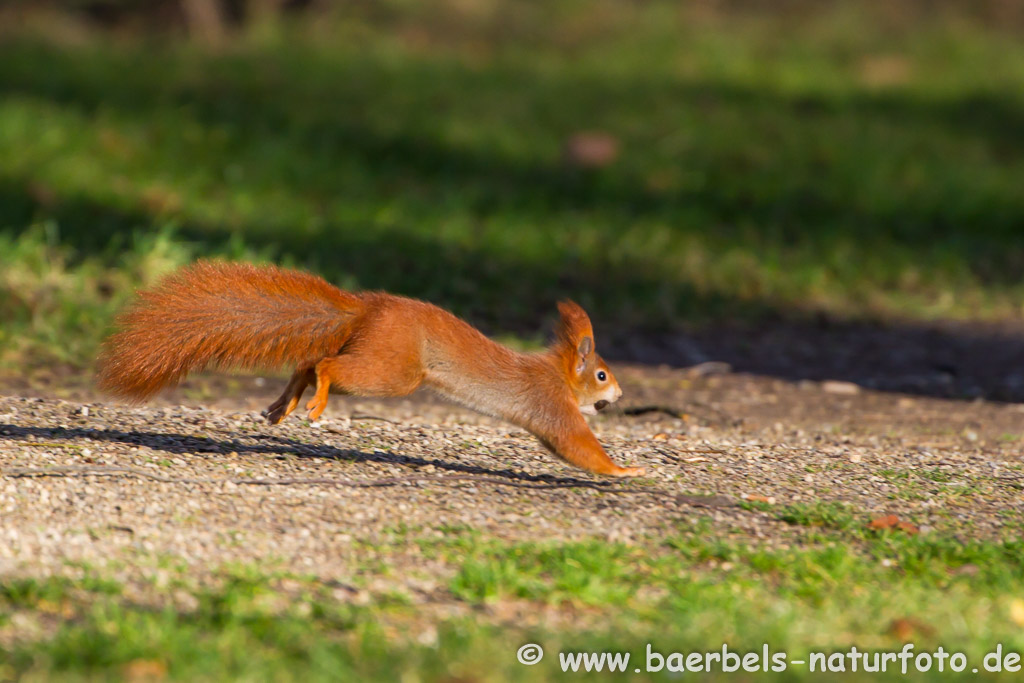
[264,368,314,425]
[304,352,424,422]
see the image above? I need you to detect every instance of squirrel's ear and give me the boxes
[574,336,593,375]
[577,336,593,358]
[556,300,595,374]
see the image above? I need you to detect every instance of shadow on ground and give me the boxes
[0,423,627,490]
[608,318,1024,403]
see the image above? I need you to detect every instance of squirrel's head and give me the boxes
[553,300,623,415]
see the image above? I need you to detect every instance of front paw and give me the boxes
[608,466,646,478]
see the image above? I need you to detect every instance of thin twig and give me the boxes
[621,405,687,419]
[350,413,399,424]
[619,402,731,424]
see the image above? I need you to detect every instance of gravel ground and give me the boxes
[1,365,1022,594]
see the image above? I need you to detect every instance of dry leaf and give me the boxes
[1009,598,1024,627]
[868,515,919,534]
[563,132,619,169]
[859,55,912,88]
[744,494,776,504]
[123,659,167,681]
[888,617,932,641]
[822,380,861,395]
[141,185,182,214]
[897,521,920,534]
[869,514,900,530]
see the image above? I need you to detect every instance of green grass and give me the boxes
[3,525,1023,681]
[774,500,860,530]
[2,2,1024,372]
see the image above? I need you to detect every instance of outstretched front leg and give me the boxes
[264,368,314,425]
[536,410,645,477]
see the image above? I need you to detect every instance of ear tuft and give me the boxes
[556,300,594,347]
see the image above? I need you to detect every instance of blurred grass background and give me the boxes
[1,0,1023,377]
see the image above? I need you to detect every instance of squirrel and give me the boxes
[96,261,645,478]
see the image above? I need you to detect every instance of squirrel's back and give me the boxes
[97,261,364,400]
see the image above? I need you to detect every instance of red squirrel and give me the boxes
[97,261,645,477]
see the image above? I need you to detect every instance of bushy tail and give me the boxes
[97,261,364,400]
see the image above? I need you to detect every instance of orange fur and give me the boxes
[97,261,644,477]
[97,261,362,400]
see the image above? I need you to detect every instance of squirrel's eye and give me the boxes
[597,370,607,382]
